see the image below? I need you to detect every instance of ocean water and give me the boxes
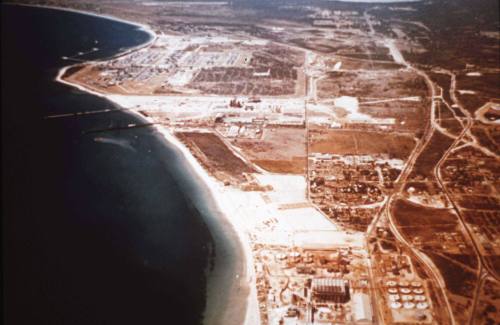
[2,5,244,325]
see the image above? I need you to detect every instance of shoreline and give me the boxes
[6,2,156,42]
[6,2,157,63]
[42,4,258,325]
[151,124,259,325]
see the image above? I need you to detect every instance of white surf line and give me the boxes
[61,57,96,63]
[56,65,115,99]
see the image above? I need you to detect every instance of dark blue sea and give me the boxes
[2,5,247,325]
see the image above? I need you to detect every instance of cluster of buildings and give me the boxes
[413,231,469,255]
[91,36,187,89]
[253,246,373,324]
[78,34,264,93]
[308,154,402,229]
[209,97,305,131]
[370,227,434,323]
[441,147,500,259]
[322,207,378,232]
[404,182,449,208]
[307,8,369,31]
[441,150,496,195]
[306,154,407,231]
[309,154,402,189]
[466,210,500,257]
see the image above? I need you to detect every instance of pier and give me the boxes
[44,107,132,119]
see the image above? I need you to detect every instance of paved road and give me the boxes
[362,9,457,324]
[433,69,500,285]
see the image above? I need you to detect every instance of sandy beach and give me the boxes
[51,5,366,324]
[47,5,260,325]
[86,90,261,325]
[152,125,260,325]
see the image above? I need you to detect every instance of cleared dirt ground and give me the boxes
[359,100,429,133]
[456,72,500,113]
[474,278,500,325]
[471,124,500,154]
[392,199,457,228]
[252,158,306,174]
[309,129,416,160]
[232,127,306,174]
[317,69,428,100]
[175,132,256,184]
[410,130,455,180]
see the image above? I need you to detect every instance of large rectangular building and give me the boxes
[311,278,350,303]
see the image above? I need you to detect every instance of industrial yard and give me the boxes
[253,245,373,324]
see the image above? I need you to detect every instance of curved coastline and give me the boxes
[27,4,256,325]
[8,2,157,49]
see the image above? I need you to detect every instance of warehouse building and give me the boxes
[311,278,350,303]
[352,292,373,323]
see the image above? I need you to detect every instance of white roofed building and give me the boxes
[311,278,350,303]
[352,293,373,323]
